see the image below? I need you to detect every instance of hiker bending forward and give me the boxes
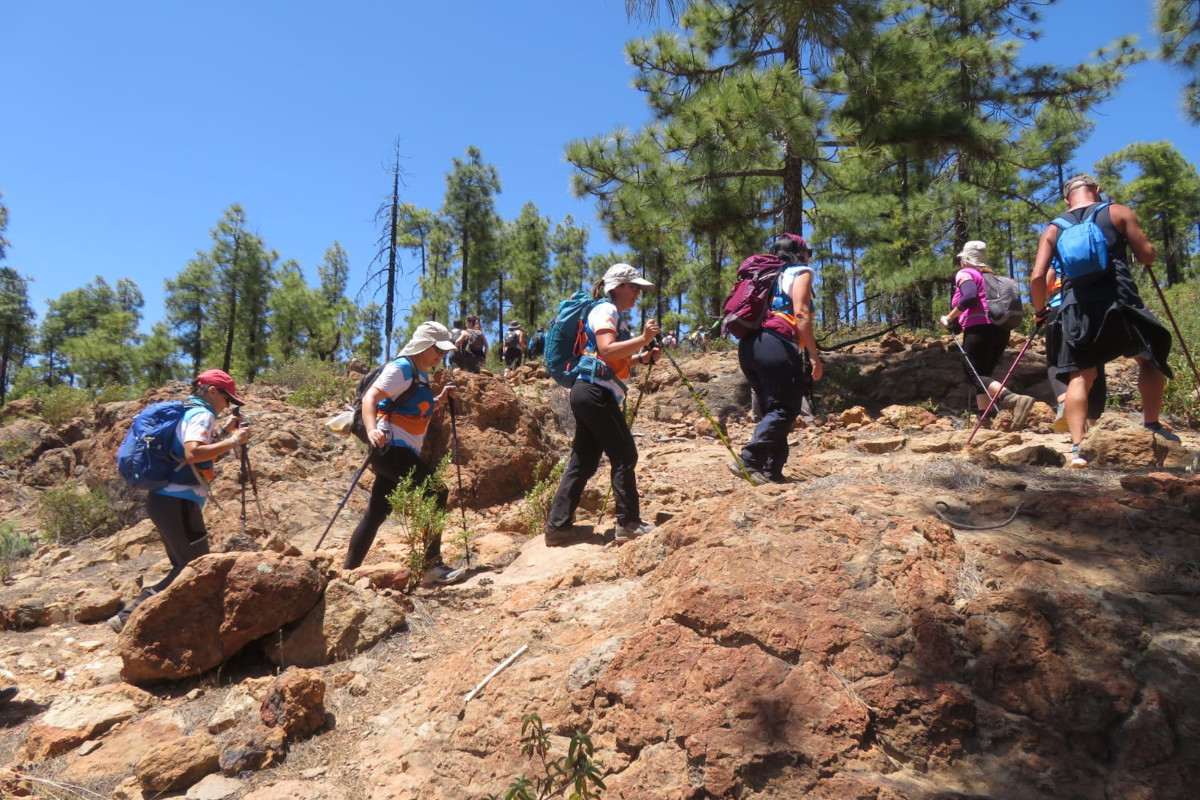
[344,321,464,585]
[545,264,661,545]
[735,233,822,485]
[1030,174,1177,468]
[109,369,250,632]
[940,240,1035,428]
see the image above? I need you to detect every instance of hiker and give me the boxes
[344,321,465,584]
[1043,269,1107,433]
[527,326,546,361]
[544,263,660,545]
[940,240,1035,428]
[1030,174,1179,467]
[447,319,469,370]
[662,331,678,349]
[108,369,251,633]
[462,315,488,373]
[732,233,822,485]
[503,321,525,372]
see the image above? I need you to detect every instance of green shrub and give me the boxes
[38,385,92,427]
[475,712,605,800]
[0,522,35,581]
[96,383,138,403]
[387,455,450,588]
[36,481,121,544]
[1143,280,1200,426]
[260,359,353,409]
[0,438,30,465]
[520,460,565,536]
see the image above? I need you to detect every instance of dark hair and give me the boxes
[770,233,810,264]
[452,319,464,329]
[466,315,479,325]
[592,278,607,301]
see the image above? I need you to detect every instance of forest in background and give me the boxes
[1,0,1198,408]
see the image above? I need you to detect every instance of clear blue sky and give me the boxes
[2,0,1196,336]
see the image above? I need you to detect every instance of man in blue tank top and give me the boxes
[1030,174,1179,468]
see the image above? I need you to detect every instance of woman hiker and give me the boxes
[940,240,1035,428]
[108,369,251,632]
[732,233,823,485]
[344,321,465,585]
[544,263,661,545]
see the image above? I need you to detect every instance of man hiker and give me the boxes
[462,315,487,373]
[527,326,546,361]
[1030,174,1179,468]
[448,319,469,370]
[344,321,465,584]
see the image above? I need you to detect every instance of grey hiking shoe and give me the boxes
[543,523,587,547]
[423,564,466,586]
[1144,421,1181,443]
[107,613,127,634]
[614,522,655,543]
[727,461,770,486]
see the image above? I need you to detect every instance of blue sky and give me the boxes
[2,0,1196,336]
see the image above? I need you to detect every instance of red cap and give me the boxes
[780,232,809,250]
[195,369,243,405]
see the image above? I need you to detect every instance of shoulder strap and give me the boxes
[1085,201,1111,222]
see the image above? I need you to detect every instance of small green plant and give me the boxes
[918,397,939,414]
[0,522,35,581]
[520,460,565,536]
[36,481,121,544]
[38,384,92,427]
[96,383,138,403]
[476,712,606,800]
[387,456,450,588]
[1,438,30,465]
[260,358,354,409]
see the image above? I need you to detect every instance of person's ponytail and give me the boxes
[592,278,606,300]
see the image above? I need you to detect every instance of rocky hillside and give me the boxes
[0,334,1198,800]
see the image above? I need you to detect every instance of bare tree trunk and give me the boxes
[222,232,241,373]
[385,165,400,360]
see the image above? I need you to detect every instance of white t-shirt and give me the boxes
[581,301,632,403]
[155,405,218,506]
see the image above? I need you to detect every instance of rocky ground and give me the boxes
[0,333,1198,799]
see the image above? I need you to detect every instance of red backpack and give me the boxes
[719,254,787,339]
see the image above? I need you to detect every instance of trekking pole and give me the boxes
[966,323,1042,446]
[948,331,996,399]
[658,343,757,483]
[232,410,268,534]
[312,450,373,553]
[1141,261,1200,388]
[448,395,471,568]
[237,444,249,537]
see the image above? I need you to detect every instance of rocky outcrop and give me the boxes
[117,553,326,684]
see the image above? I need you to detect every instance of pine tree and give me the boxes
[1157,0,1200,122]
[442,146,502,321]
[165,255,216,374]
[0,267,35,407]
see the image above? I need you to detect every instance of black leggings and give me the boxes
[343,446,448,570]
[145,493,210,593]
[548,380,641,529]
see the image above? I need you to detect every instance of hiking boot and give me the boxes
[998,392,1034,428]
[106,613,127,634]
[543,523,587,547]
[1010,394,1034,428]
[1144,421,1181,443]
[423,564,466,586]
[614,522,655,543]
[727,461,770,486]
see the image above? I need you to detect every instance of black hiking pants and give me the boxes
[146,492,210,592]
[738,329,807,480]
[548,380,641,530]
[344,445,448,571]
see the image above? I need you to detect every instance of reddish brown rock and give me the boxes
[260,667,326,741]
[134,733,220,791]
[118,553,325,684]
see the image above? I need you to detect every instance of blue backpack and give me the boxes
[545,292,613,388]
[1051,202,1111,287]
[116,400,197,489]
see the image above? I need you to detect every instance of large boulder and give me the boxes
[263,578,407,668]
[118,553,326,684]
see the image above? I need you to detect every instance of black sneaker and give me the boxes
[727,461,770,486]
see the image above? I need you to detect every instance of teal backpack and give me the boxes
[544,292,613,388]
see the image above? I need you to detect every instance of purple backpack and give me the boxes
[719,254,787,339]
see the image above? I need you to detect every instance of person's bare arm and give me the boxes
[1030,225,1058,313]
[1109,203,1156,266]
[788,271,822,381]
